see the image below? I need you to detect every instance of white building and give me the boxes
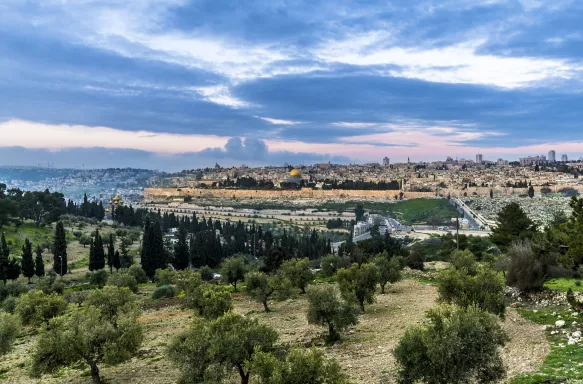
[519,155,546,166]
[562,154,568,162]
[382,157,390,167]
[476,154,483,164]
[548,150,556,163]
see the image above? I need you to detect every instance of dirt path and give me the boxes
[501,308,550,380]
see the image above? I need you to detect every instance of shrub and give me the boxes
[320,254,348,277]
[0,312,20,355]
[438,266,506,317]
[152,285,175,300]
[51,279,66,295]
[2,296,17,313]
[155,267,175,286]
[306,285,359,342]
[450,249,477,275]
[175,269,203,294]
[0,280,29,301]
[107,273,138,293]
[64,290,90,306]
[251,347,347,384]
[127,264,149,284]
[394,306,508,384]
[506,240,552,291]
[15,290,66,326]
[185,284,232,320]
[86,269,109,288]
[198,265,214,281]
[406,248,424,270]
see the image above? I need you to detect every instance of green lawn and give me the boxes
[510,308,583,383]
[545,278,583,293]
[377,198,459,225]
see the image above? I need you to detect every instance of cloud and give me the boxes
[316,38,581,88]
[256,116,303,125]
[1,0,583,169]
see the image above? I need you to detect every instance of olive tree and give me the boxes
[220,256,247,291]
[185,283,232,320]
[279,258,313,293]
[251,347,349,384]
[167,312,278,384]
[15,290,66,326]
[31,287,143,384]
[306,285,359,342]
[374,254,402,294]
[245,271,290,312]
[394,306,508,384]
[0,312,20,355]
[438,265,506,318]
[336,263,378,312]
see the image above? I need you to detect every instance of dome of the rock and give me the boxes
[290,169,301,177]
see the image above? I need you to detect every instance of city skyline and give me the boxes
[1,1,583,170]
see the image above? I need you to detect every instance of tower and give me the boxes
[382,157,390,167]
[548,150,556,163]
[476,154,483,164]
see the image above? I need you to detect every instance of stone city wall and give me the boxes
[144,185,583,202]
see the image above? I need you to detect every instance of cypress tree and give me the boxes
[173,222,189,270]
[53,221,68,276]
[151,221,166,273]
[141,218,152,278]
[0,232,9,283]
[113,250,121,271]
[120,238,132,268]
[35,245,45,277]
[21,238,35,282]
[88,237,96,271]
[107,234,115,272]
[94,229,106,270]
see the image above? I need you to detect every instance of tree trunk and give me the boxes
[359,301,365,313]
[262,299,270,312]
[380,283,386,294]
[237,365,249,384]
[90,362,101,384]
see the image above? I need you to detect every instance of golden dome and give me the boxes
[290,169,301,177]
[113,194,121,203]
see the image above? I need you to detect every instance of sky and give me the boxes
[1,0,583,170]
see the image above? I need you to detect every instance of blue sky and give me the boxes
[1,0,582,170]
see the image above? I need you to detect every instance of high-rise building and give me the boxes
[519,155,546,166]
[476,154,483,164]
[548,150,556,163]
[562,154,568,162]
[382,157,390,167]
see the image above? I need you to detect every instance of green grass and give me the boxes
[1,221,54,251]
[545,278,583,293]
[510,308,583,383]
[379,199,459,225]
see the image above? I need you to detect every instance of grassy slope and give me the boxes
[509,307,583,383]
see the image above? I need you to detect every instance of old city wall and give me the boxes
[145,185,583,201]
